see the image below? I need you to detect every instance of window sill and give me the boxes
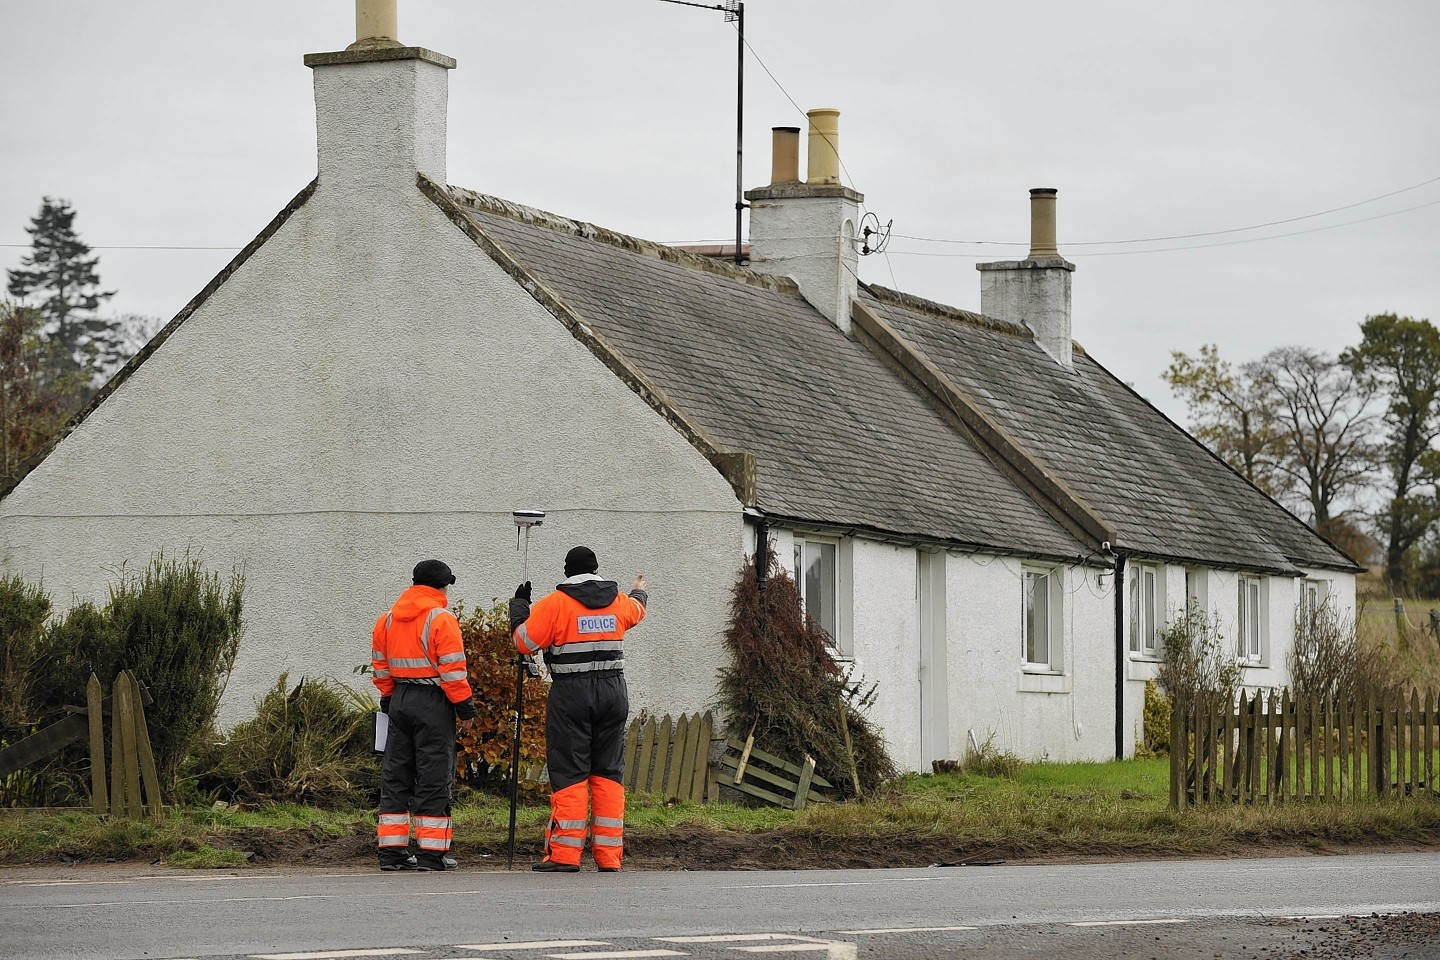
[1130,654,1162,663]
[1018,670,1071,694]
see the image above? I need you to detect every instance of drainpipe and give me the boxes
[743,508,770,636]
[1113,553,1127,759]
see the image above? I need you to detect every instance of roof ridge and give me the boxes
[866,284,1032,338]
[445,185,799,297]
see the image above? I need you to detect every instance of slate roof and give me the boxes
[861,287,1358,573]
[441,186,1357,575]
[442,188,1087,561]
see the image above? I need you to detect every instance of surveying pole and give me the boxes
[508,509,545,869]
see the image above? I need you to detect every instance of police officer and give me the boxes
[371,560,478,871]
[510,546,646,872]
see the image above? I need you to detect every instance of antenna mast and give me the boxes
[658,0,745,264]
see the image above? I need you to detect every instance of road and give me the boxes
[2,853,1437,960]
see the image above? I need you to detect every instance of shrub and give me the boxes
[716,550,896,798]
[453,600,548,798]
[0,555,244,806]
[1288,597,1369,701]
[187,673,377,806]
[1137,678,1171,757]
[1156,606,1239,711]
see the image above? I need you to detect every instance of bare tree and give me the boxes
[1163,344,1283,495]
[1255,346,1378,531]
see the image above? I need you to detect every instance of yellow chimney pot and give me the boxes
[806,108,841,185]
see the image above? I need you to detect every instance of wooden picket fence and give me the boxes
[621,711,716,803]
[717,726,835,809]
[1171,686,1438,808]
[0,670,162,818]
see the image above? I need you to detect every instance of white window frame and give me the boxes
[1129,563,1163,658]
[794,534,847,657]
[1300,578,1330,619]
[1237,574,1265,663]
[1022,564,1063,672]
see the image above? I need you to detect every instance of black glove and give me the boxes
[379,696,391,715]
[453,698,477,722]
[514,581,532,602]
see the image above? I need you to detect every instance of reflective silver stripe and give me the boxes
[549,660,624,674]
[516,622,541,654]
[555,819,588,830]
[549,835,584,848]
[593,817,624,829]
[553,640,624,655]
[437,651,466,665]
[378,814,410,825]
[414,816,450,829]
[592,835,623,846]
[438,670,467,682]
[419,607,446,659]
[371,649,385,660]
[416,837,450,850]
[386,614,393,631]
[398,677,439,686]
[388,657,439,670]
[372,668,391,679]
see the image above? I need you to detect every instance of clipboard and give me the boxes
[373,711,389,754]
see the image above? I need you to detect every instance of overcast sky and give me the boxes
[3,0,1437,422]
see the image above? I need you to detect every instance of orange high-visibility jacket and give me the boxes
[515,580,645,675]
[371,584,473,705]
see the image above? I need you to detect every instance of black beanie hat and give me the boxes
[564,546,599,577]
[412,559,456,589]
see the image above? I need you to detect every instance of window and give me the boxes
[794,536,839,651]
[1129,564,1161,657]
[1023,566,1062,670]
[1301,578,1329,618]
[1238,575,1263,662]
[1185,568,1208,615]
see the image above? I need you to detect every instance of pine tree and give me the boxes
[6,197,119,377]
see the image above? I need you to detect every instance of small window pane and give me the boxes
[1129,574,1140,652]
[1025,571,1050,666]
[1143,568,1157,654]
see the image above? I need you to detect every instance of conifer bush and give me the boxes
[0,555,244,805]
[717,552,895,798]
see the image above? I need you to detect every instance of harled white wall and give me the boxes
[0,165,742,724]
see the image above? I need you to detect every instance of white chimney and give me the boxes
[745,109,862,334]
[976,188,1076,369]
[304,1,455,191]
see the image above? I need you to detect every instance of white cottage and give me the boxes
[0,4,1358,770]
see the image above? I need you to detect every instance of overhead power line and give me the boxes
[894,173,1440,248]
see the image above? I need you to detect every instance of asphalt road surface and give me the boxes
[2,853,1437,960]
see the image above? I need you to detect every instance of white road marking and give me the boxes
[658,935,828,944]
[654,935,854,958]
[838,926,977,934]
[715,878,949,890]
[733,947,854,956]
[546,952,686,959]
[251,951,425,960]
[457,942,611,951]
[1069,919,1189,927]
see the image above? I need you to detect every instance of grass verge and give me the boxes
[2,759,1434,870]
